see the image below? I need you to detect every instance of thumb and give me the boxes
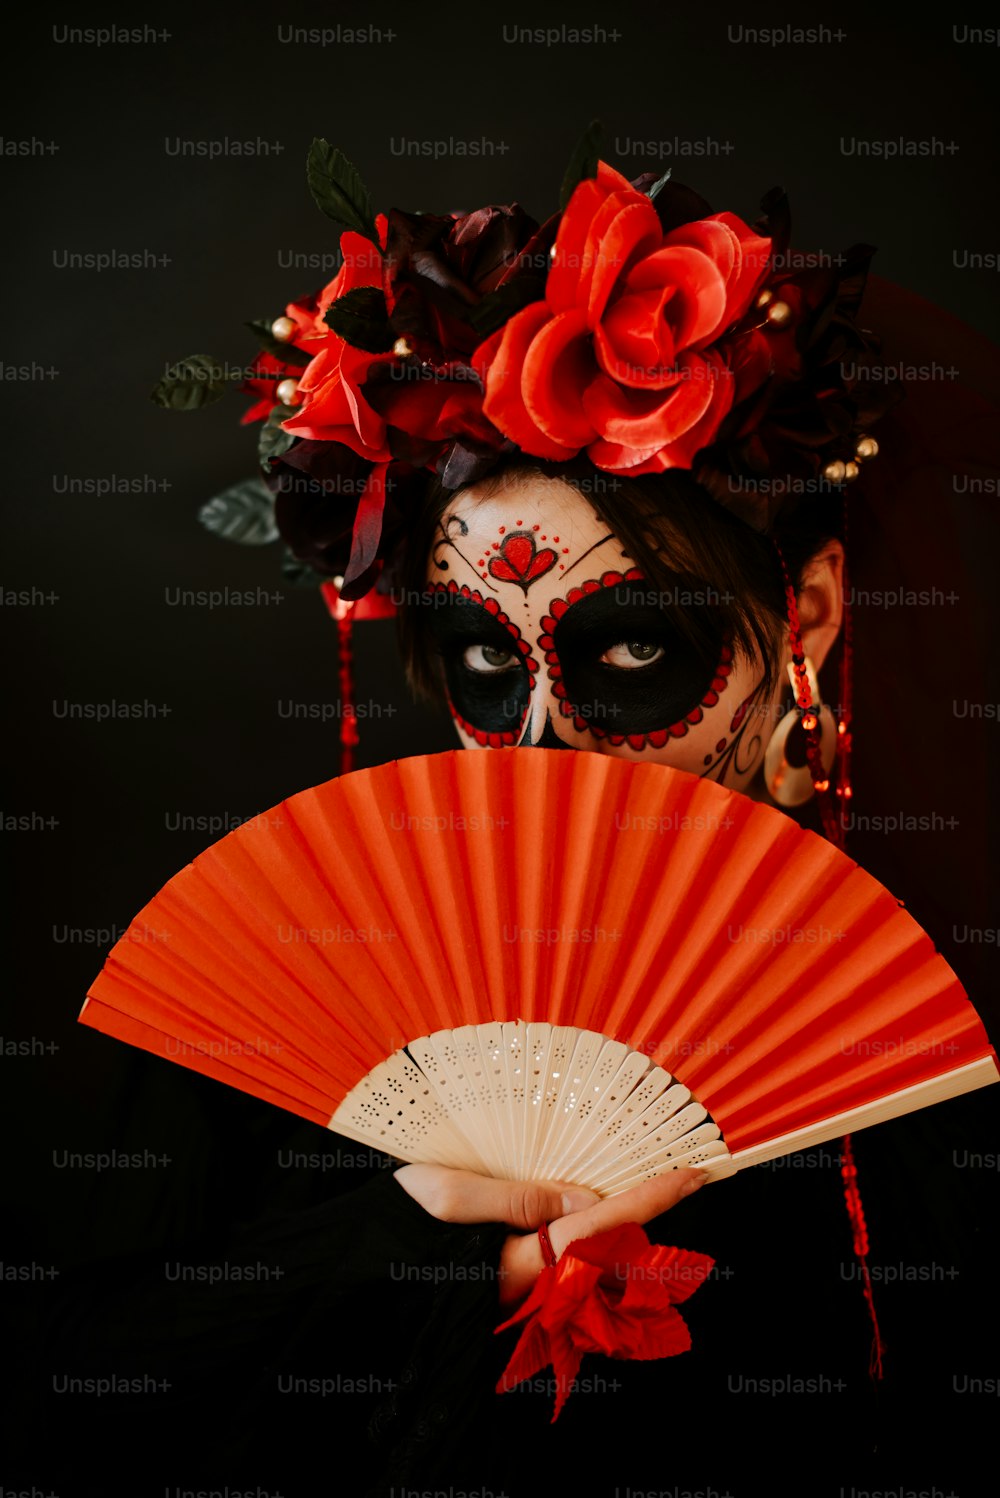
[497,1179,601,1230]
[455,1173,601,1229]
[394,1163,600,1227]
[549,1167,707,1259]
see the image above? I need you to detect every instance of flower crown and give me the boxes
[155,125,895,612]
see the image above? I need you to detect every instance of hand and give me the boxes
[393,1162,707,1308]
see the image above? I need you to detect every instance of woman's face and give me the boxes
[423,474,783,791]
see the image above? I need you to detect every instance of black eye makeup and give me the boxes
[425,572,734,751]
[424,583,537,743]
[539,576,731,744]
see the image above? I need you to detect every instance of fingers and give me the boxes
[548,1167,706,1259]
[498,1167,708,1308]
[394,1163,600,1228]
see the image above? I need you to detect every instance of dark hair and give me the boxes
[396,455,842,706]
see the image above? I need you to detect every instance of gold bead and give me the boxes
[393,337,413,358]
[275,378,300,406]
[844,461,860,482]
[271,316,295,342]
[855,435,879,461]
[823,460,847,484]
[766,299,792,328]
[756,288,774,308]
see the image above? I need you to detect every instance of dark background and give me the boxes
[3,6,999,1494]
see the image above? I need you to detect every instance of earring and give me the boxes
[768,543,846,846]
[764,657,837,807]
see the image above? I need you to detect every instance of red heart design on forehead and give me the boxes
[487,531,558,591]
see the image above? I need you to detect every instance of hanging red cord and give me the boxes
[320,581,359,776]
[775,520,886,1379]
[841,1132,887,1378]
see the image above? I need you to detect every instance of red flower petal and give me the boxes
[594,287,681,389]
[621,245,729,352]
[479,304,581,460]
[342,463,390,590]
[666,214,772,335]
[583,350,721,447]
[522,308,599,447]
[546,177,608,315]
[579,193,663,326]
[545,162,644,315]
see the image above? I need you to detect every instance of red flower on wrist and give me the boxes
[495,1221,714,1421]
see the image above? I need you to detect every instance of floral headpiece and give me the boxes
[155,126,895,611]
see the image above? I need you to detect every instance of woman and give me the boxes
[42,145,996,1493]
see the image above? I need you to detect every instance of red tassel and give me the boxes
[840,1133,887,1379]
[336,611,358,775]
[833,496,884,1375]
[318,581,359,775]
[776,518,884,1378]
[835,492,855,826]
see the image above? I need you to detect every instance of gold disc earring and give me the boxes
[764,657,837,807]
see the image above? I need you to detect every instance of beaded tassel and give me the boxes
[320,581,359,775]
[835,496,855,826]
[776,522,884,1378]
[841,1133,886,1378]
[336,611,359,775]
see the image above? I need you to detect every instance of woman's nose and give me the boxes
[517,685,576,749]
[519,713,574,748]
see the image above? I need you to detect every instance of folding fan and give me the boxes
[80,750,998,1193]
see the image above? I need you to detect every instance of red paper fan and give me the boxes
[80,750,997,1190]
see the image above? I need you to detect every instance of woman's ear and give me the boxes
[792,539,845,672]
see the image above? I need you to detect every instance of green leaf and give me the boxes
[558,120,604,211]
[645,168,672,201]
[245,319,312,368]
[281,548,326,587]
[151,354,230,411]
[198,478,278,546]
[258,403,297,472]
[324,286,394,352]
[306,138,380,245]
[467,277,541,336]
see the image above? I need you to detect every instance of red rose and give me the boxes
[280,219,394,462]
[475,163,773,473]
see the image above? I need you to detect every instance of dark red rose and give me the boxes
[383,202,544,364]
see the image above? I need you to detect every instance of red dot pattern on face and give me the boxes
[538,570,735,751]
[430,581,539,747]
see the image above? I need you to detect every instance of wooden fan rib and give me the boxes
[732,1055,1000,1167]
[681,934,980,1133]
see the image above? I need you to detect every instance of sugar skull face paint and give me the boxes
[423,473,776,788]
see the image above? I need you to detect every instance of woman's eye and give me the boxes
[600,641,665,669]
[462,643,518,673]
